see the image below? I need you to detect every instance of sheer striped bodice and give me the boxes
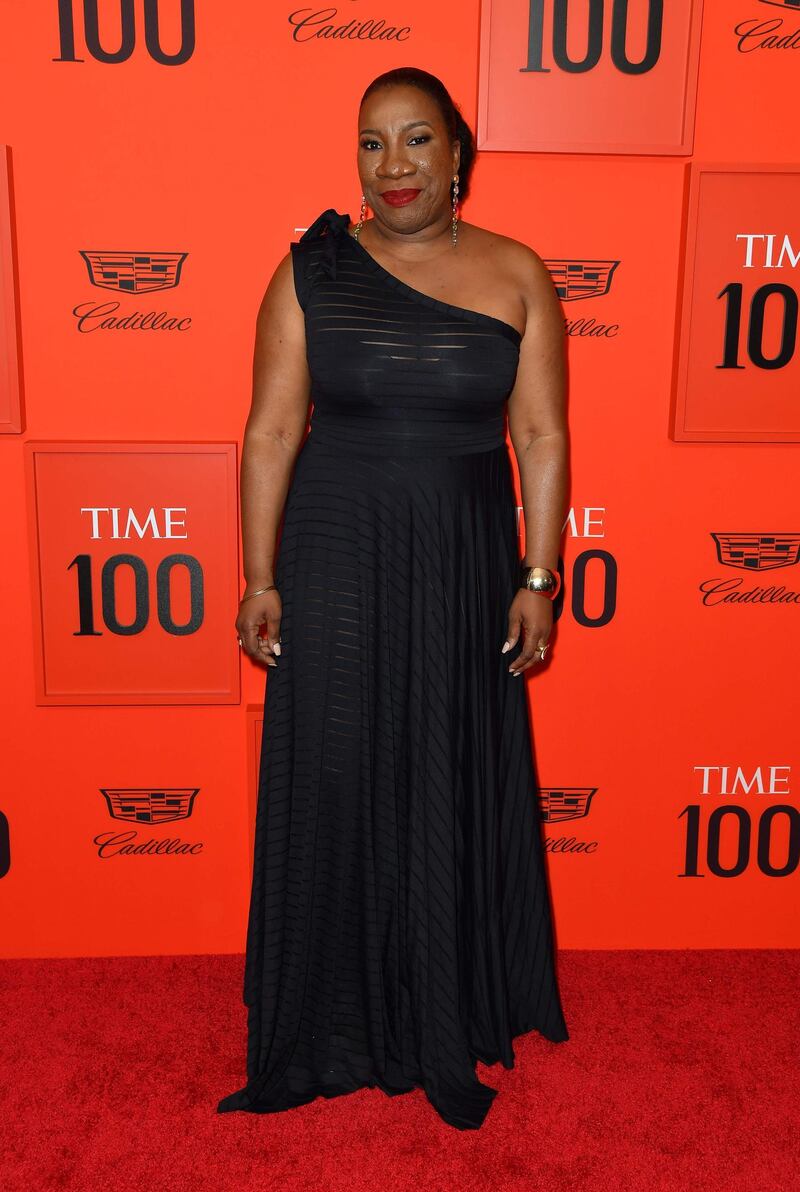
[290,209,521,455]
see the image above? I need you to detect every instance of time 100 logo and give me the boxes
[71,506,204,636]
[679,766,799,879]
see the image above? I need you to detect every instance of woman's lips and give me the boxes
[380,189,421,207]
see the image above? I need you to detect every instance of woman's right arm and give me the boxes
[236,251,310,667]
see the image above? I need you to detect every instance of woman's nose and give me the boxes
[379,146,412,176]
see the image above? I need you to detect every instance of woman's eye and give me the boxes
[359,135,431,150]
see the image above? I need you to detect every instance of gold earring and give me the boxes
[354,193,367,241]
[451,174,459,248]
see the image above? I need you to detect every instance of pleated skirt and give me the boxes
[217,430,569,1131]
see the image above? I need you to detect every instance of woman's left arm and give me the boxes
[504,246,569,675]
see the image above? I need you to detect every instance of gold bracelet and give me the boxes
[240,584,277,603]
[519,564,561,600]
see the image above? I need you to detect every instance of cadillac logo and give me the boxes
[711,533,800,571]
[79,251,188,293]
[100,788,199,824]
[547,260,620,302]
[538,787,597,823]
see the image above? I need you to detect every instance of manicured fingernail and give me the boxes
[274,642,281,655]
[501,641,510,653]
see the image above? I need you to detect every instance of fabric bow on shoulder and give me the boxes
[298,208,353,280]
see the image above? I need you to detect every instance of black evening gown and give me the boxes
[217,208,569,1131]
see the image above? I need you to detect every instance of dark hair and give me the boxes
[359,67,476,205]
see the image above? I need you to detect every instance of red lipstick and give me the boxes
[380,189,421,207]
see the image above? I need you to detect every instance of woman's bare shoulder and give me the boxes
[253,249,303,327]
[462,221,554,301]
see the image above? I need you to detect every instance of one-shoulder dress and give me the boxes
[217,207,569,1131]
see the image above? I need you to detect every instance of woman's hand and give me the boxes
[502,590,552,675]
[236,586,282,668]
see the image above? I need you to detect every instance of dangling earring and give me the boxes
[451,174,460,248]
[354,193,367,241]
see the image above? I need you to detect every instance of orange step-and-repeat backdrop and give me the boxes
[1,1,798,957]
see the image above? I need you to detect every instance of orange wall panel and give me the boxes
[0,0,797,956]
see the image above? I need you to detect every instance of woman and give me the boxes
[217,66,570,1131]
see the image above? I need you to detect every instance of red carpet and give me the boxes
[1,950,796,1191]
